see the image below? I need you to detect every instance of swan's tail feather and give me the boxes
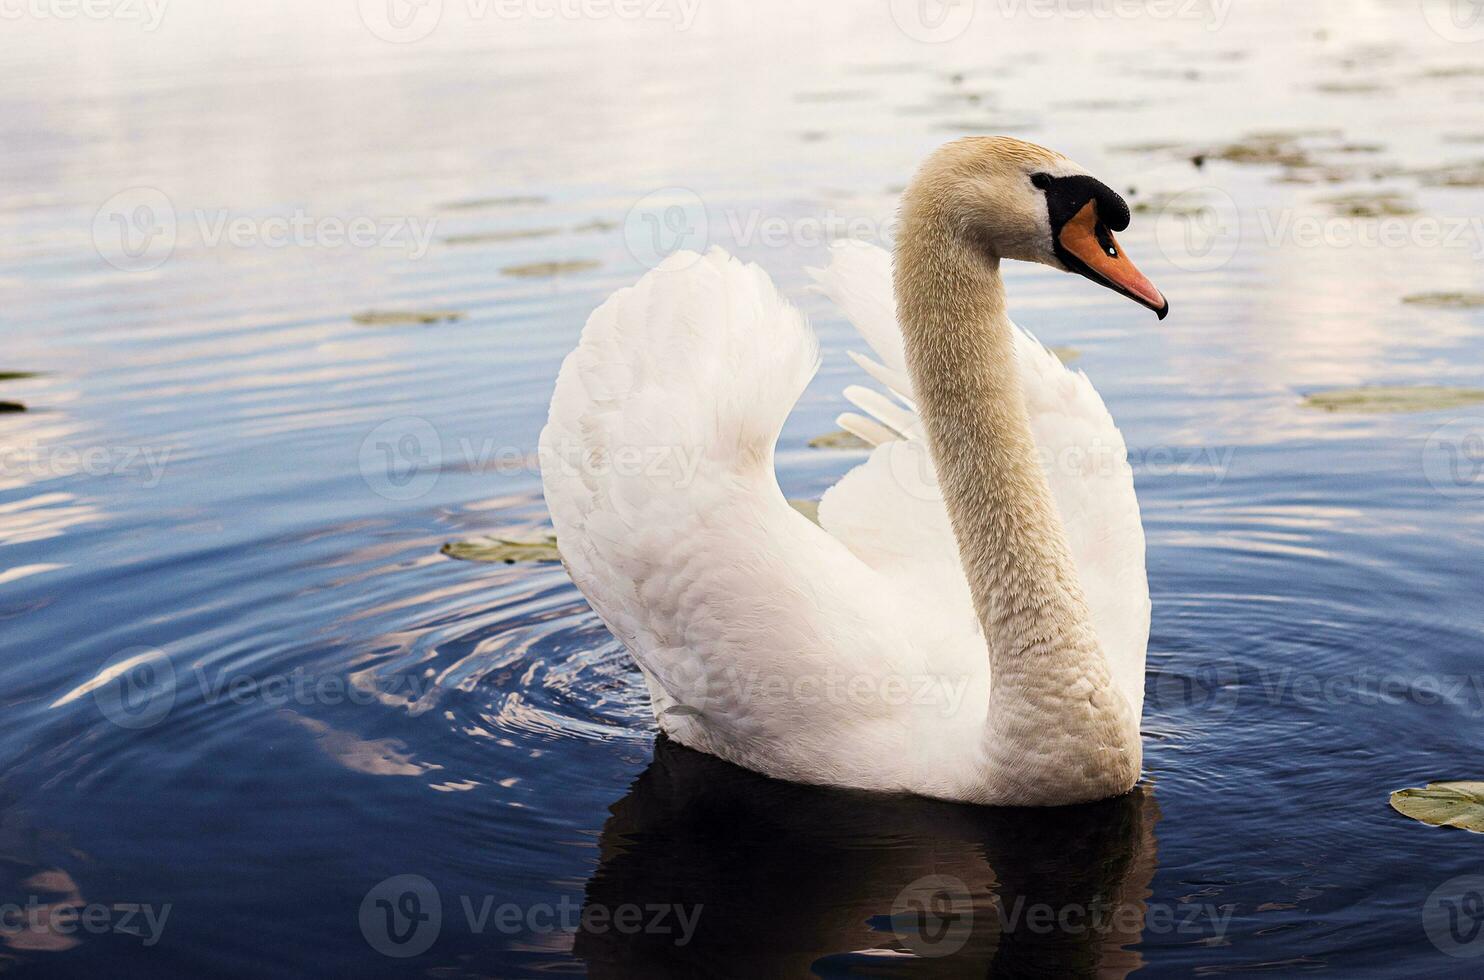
[806,240,906,376]
[542,248,819,530]
[836,412,899,449]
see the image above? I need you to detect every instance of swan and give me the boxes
[541,137,1167,806]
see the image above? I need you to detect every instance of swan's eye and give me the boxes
[1031,173,1053,191]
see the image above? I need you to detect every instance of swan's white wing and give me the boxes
[809,241,1149,715]
[540,249,966,789]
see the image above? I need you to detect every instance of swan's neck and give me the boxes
[895,215,1140,804]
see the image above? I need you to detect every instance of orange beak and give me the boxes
[1058,201,1168,319]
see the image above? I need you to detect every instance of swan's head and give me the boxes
[903,136,1169,319]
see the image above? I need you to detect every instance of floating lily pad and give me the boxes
[788,499,821,525]
[1302,386,1484,414]
[441,535,561,564]
[1422,65,1484,79]
[501,260,600,279]
[442,229,560,245]
[1403,292,1484,310]
[1244,128,1344,142]
[1275,165,1368,185]
[1315,80,1388,94]
[1414,160,1484,188]
[1184,130,1397,186]
[572,219,618,233]
[1130,193,1210,217]
[0,401,25,413]
[1316,191,1418,218]
[935,119,1039,134]
[1053,98,1149,112]
[1208,134,1315,168]
[352,310,466,327]
[1390,782,1484,833]
[0,371,41,381]
[808,429,872,450]
[441,195,548,210]
[1109,141,1186,155]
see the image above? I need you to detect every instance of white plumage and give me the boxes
[541,134,1167,805]
[541,241,1149,803]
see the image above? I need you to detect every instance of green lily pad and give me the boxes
[441,535,561,564]
[352,310,466,327]
[808,429,872,450]
[1315,80,1388,94]
[1390,782,1484,833]
[501,260,600,279]
[1422,65,1484,79]
[442,229,560,245]
[1302,386,1484,414]
[0,401,25,413]
[1403,292,1484,310]
[1130,193,1210,217]
[1209,135,1314,168]
[0,371,41,381]
[1317,191,1418,218]
[441,195,548,210]
[1414,160,1484,188]
[1109,141,1186,155]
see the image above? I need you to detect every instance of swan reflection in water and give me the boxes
[575,737,1161,978]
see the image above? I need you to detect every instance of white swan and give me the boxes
[541,137,1167,806]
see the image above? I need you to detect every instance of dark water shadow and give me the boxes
[576,737,1161,978]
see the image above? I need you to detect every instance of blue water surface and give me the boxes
[3,1,1484,975]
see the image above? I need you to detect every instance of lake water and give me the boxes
[4,0,1484,975]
